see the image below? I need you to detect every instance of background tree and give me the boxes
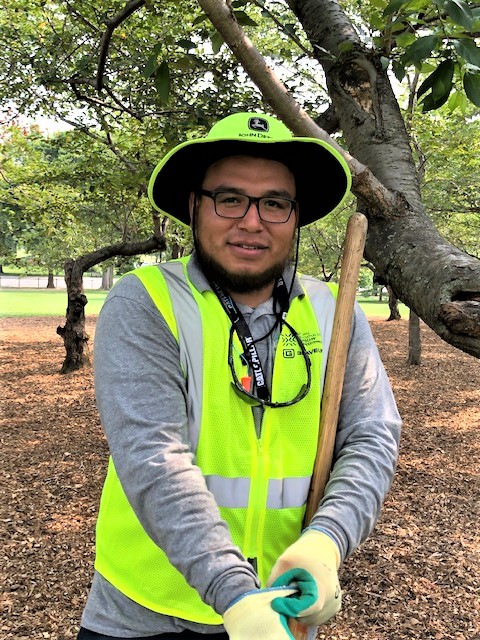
[1,127,92,277]
[0,123,166,370]
[406,103,480,362]
[417,109,480,258]
[297,204,351,281]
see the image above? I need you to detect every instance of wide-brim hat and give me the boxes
[148,112,352,228]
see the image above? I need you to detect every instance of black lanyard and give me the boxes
[211,277,290,401]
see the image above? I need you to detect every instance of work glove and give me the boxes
[267,528,342,626]
[223,576,317,640]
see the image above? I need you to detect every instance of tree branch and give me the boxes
[68,78,145,121]
[439,301,480,338]
[314,104,339,134]
[67,235,165,282]
[102,85,145,121]
[0,168,14,187]
[97,0,147,90]
[57,115,140,173]
[250,0,312,55]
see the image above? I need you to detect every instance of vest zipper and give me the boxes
[244,421,268,583]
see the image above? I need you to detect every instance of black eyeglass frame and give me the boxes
[227,320,312,408]
[198,189,298,224]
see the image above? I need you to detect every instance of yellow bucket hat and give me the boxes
[148,112,351,228]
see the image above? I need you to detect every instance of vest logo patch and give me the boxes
[281,330,322,358]
[282,333,297,346]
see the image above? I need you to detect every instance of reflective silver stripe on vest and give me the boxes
[205,475,310,509]
[160,262,204,453]
[267,477,310,508]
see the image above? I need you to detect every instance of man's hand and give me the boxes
[222,586,298,639]
[267,529,342,625]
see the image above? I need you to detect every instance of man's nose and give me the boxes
[238,200,264,230]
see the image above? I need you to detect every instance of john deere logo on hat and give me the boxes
[248,117,269,133]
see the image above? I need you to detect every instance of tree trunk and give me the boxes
[171,242,182,259]
[56,235,165,373]
[56,260,89,374]
[101,265,114,290]
[387,285,401,321]
[289,0,480,357]
[408,310,422,365]
[46,271,55,289]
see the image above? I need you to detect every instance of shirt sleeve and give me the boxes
[93,274,259,615]
[309,303,402,561]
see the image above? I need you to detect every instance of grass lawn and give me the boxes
[0,288,409,319]
[357,296,409,319]
[0,289,108,317]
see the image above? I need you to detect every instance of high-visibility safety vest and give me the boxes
[95,257,338,625]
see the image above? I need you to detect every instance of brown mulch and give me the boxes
[1,316,479,640]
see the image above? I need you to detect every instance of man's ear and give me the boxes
[188,192,196,225]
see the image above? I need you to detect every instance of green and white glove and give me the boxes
[223,580,316,640]
[267,529,342,626]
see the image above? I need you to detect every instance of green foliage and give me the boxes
[297,202,354,281]
[463,72,480,106]
[373,0,480,112]
[412,108,480,257]
[0,1,264,124]
[417,58,455,110]
[0,0,478,132]
[0,123,156,270]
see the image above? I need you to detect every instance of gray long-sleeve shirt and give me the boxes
[80,256,401,637]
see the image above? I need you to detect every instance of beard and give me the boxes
[195,238,290,294]
[195,242,288,293]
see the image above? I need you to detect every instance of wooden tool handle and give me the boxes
[289,213,368,640]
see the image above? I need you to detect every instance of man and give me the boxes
[78,112,401,639]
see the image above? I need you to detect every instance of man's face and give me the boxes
[190,155,298,300]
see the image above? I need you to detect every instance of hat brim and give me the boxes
[148,137,351,228]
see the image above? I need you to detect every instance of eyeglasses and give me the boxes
[199,189,298,224]
[228,320,312,408]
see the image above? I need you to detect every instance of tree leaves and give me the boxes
[154,60,170,103]
[453,38,480,69]
[403,35,441,67]
[379,0,480,110]
[443,0,475,30]
[463,72,480,107]
[383,0,409,17]
[143,43,163,79]
[233,10,258,27]
[211,30,224,54]
[417,59,455,111]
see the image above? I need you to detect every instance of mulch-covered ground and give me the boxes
[1,316,479,640]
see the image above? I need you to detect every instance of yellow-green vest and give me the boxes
[94,258,338,625]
